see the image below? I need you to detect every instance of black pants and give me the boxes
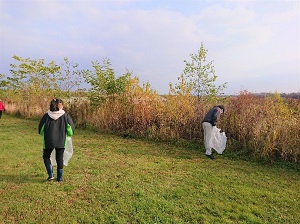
[0,110,2,118]
[43,148,65,169]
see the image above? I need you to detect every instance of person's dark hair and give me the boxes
[217,105,225,113]
[49,98,63,111]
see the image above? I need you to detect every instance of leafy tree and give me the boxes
[58,57,84,98]
[0,74,8,89]
[169,74,193,96]
[84,58,131,106]
[182,42,227,102]
[0,73,9,99]
[8,55,61,94]
[6,55,62,112]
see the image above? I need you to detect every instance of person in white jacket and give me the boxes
[202,105,225,159]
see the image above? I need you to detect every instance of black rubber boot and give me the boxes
[57,169,63,182]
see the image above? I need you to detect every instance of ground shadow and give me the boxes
[0,174,46,184]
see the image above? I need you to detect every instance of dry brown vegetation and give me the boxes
[3,89,300,163]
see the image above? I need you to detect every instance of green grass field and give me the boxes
[0,114,299,223]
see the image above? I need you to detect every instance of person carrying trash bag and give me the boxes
[202,105,227,159]
[38,98,75,182]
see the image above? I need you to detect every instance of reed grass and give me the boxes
[3,90,300,162]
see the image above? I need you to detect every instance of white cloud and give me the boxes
[0,0,299,94]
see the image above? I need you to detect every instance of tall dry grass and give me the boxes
[224,91,300,162]
[2,90,299,162]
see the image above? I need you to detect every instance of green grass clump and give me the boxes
[0,114,299,223]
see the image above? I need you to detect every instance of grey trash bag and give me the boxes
[50,137,73,166]
[209,126,227,154]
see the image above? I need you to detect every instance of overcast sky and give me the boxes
[1,0,299,95]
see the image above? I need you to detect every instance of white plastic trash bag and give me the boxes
[209,126,227,154]
[50,137,73,166]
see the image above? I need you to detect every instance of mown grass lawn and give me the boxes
[0,114,299,223]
